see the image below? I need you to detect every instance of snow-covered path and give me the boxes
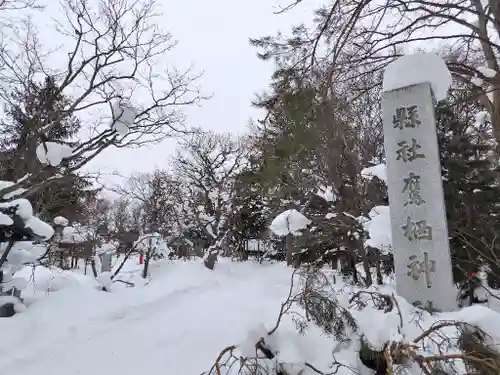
[0,260,292,375]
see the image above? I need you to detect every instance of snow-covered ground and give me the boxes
[2,257,500,375]
[0,259,300,375]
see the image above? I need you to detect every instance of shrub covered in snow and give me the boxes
[361,205,392,255]
[0,182,56,316]
[204,268,500,375]
[135,233,170,278]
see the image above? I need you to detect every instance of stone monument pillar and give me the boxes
[382,80,456,311]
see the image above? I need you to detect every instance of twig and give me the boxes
[268,268,298,335]
[215,345,236,375]
[413,321,466,343]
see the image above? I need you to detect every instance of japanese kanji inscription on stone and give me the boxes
[382,82,456,311]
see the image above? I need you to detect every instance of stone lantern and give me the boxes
[53,225,64,242]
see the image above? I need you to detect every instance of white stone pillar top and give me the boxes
[382,53,452,101]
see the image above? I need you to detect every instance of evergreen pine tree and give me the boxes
[231,167,269,256]
[436,97,500,287]
[0,76,99,222]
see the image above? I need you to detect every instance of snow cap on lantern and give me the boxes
[53,215,68,241]
[111,99,136,136]
[53,216,69,227]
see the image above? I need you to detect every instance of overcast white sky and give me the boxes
[2,0,480,198]
[74,0,317,189]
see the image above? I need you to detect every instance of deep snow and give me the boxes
[2,258,500,375]
[0,259,302,375]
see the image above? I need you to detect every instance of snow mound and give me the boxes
[14,265,94,293]
[4,241,47,265]
[1,258,500,375]
[383,53,452,101]
[0,259,296,375]
[269,209,311,236]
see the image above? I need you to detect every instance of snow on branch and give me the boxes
[269,209,311,237]
[361,163,387,183]
[0,0,205,199]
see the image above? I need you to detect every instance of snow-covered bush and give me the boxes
[360,163,392,255]
[202,158,500,375]
[204,268,500,375]
[135,232,170,278]
[0,182,56,316]
[361,205,392,255]
[14,264,92,293]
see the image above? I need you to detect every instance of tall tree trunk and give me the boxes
[286,234,294,266]
[0,240,15,269]
[375,257,383,285]
[204,251,218,270]
[346,254,358,284]
[204,229,231,270]
[359,243,372,287]
[59,251,64,269]
[142,248,152,278]
[362,254,372,287]
[91,254,98,278]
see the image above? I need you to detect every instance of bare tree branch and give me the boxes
[0,0,205,199]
